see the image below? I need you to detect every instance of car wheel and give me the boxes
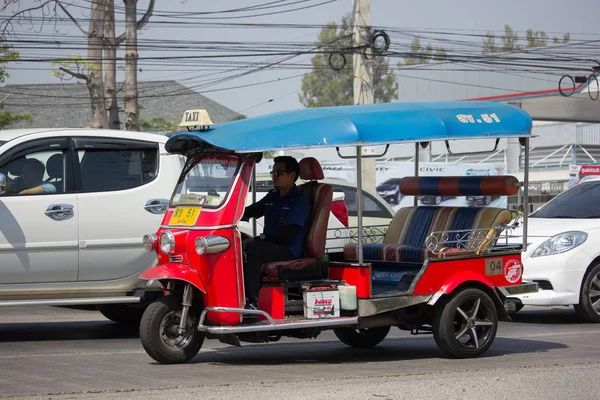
[97,292,161,327]
[334,326,390,348]
[433,288,498,358]
[435,196,442,205]
[574,262,600,323]
[139,295,204,364]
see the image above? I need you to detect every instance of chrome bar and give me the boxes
[414,142,419,206]
[523,137,530,252]
[498,282,538,296]
[0,296,141,307]
[178,284,193,335]
[252,161,257,237]
[198,307,359,334]
[356,146,364,265]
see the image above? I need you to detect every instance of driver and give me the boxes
[18,158,56,195]
[240,156,311,310]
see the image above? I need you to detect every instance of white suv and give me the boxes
[0,128,184,324]
[0,132,391,325]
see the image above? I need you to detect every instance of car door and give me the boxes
[73,137,174,282]
[0,137,78,283]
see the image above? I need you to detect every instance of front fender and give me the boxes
[140,263,207,294]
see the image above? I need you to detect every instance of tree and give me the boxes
[1,0,155,130]
[401,37,448,66]
[483,24,570,54]
[140,117,176,132]
[0,40,31,128]
[299,15,398,107]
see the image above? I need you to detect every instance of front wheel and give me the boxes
[139,295,204,364]
[334,326,390,348]
[433,288,498,358]
[574,262,600,322]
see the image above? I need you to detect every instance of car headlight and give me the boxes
[195,235,230,255]
[531,231,588,258]
[143,233,158,252]
[159,231,175,254]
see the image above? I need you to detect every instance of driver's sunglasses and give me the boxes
[270,169,290,177]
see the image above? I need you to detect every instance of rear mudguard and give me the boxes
[140,263,207,294]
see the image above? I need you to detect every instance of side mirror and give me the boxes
[0,173,6,194]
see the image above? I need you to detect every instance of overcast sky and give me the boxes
[3,0,600,117]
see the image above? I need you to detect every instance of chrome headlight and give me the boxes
[195,235,230,255]
[143,233,158,252]
[531,231,588,258]
[159,231,175,254]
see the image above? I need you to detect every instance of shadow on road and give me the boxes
[0,320,139,342]
[509,307,588,324]
[182,336,567,366]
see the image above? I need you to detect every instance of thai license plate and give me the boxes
[169,207,201,226]
[485,257,503,276]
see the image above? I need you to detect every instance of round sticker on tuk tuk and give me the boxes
[504,259,522,283]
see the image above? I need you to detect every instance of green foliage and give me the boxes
[0,40,31,129]
[401,37,448,66]
[0,104,31,129]
[299,14,398,107]
[50,54,98,80]
[483,25,570,54]
[230,114,247,121]
[140,117,176,132]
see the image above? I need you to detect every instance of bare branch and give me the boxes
[55,1,88,36]
[59,66,88,81]
[1,0,55,38]
[116,0,155,44]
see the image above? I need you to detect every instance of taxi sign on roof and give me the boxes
[178,109,214,130]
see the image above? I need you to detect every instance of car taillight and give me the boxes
[331,200,349,228]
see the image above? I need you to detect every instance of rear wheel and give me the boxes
[139,295,204,364]
[98,292,161,327]
[574,262,600,322]
[334,326,390,348]
[433,288,498,358]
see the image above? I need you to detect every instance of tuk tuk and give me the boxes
[138,102,538,364]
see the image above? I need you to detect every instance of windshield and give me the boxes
[171,154,239,208]
[532,182,600,219]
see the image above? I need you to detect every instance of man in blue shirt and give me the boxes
[18,158,56,195]
[241,156,311,310]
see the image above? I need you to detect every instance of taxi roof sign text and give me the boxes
[178,109,214,130]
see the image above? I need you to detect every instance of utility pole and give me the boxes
[352,0,376,190]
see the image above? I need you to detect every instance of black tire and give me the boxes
[98,292,161,327]
[328,52,346,71]
[433,288,498,358]
[574,262,600,323]
[139,295,204,364]
[334,326,390,348]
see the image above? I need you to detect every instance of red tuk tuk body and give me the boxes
[138,102,538,364]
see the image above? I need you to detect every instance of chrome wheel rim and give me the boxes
[159,310,195,350]
[587,271,600,315]
[452,296,494,351]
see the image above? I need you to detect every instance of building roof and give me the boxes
[0,80,239,129]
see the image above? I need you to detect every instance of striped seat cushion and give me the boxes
[343,206,512,263]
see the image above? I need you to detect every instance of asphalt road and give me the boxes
[0,305,599,399]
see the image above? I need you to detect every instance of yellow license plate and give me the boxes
[169,207,201,226]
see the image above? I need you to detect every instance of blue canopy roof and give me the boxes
[165,101,533,154]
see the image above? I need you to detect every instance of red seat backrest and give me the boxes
[298,157,332,259]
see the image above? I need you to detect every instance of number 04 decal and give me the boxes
[485,258,503,276]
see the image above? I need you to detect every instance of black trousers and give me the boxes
[243,240,293,302]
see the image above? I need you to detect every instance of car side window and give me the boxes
[77,147,158,192]
[333,185,392,219]
[0,149,67,196]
